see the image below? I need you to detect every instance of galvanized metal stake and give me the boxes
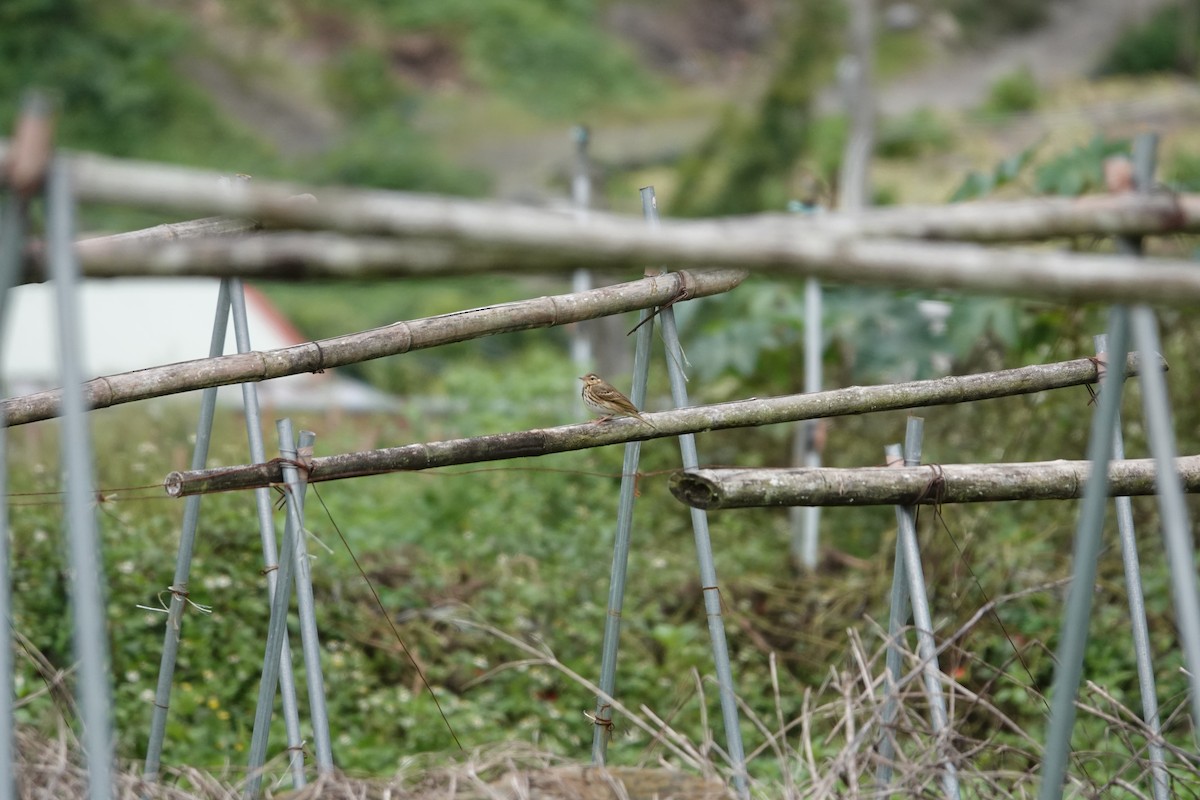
[143,280,231,783]
[875,443,909,790]
[1037,307,1130,800]
[895,418,959,799]
[642,187,749,797]
[229,279,307,787]
[590,293,656,759]
[47,159,114,800]
[277,422,333,772]
[569,124,594,369]
[790,274,823,571]
[1095,333,1170,800]
[0,189,26,800]
[245,417,303,799]
[1130,307,1200,736]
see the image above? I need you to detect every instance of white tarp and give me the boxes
[2,278,398,412]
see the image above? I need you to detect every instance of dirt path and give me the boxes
[464,0,1178,201]
[868,0,1173,116]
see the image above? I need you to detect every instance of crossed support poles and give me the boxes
[140,271,336,798]
[1037,134,1198,800]
[590,187,749,797]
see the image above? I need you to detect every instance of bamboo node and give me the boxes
[311,340,327,374]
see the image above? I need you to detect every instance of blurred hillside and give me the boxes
[1,0,1186,211]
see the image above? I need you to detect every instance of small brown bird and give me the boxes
[580,373,656,428]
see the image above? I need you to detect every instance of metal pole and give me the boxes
[591,277,657,758]
[229,279,307,787]
[1094,334,1169,800]
[143,280,231,783]
[569,124,594,369]
[244,416,302,799]
[1124,131,1200,741]
[875,443,909,790]
[277,422,333,772]
[0,189,26,800]
[47,159,114,800]
[894,417,959,800]
[791,275,823,570]
[1037,307,1130,800]
[642,187,748,797]
[1130,307,1200,735]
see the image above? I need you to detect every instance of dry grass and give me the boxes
[12,594,1199,800]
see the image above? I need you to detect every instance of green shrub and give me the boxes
[314,112,490,195]
[1096,1,1200,76]
[982,65,1039,116]
[1034,134,1129,196]
[1166,150,1200,190]
[379,0,659,119]
[876,108,954,159]
[323,47,414,120]
[949,0,1048,37]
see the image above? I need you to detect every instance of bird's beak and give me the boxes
[578,376,585,382]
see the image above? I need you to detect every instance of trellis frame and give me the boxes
[2,116,1199,800]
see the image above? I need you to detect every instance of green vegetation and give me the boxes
[875,108,955,159]
[671,3,843,216]
[305,0,661,120]
[0,0,274,171]
[1096,0,1200,76]
[981,65,1040,116]
[10,294,1200,789]
[946,0,1049,39]
[6,0,1200,794]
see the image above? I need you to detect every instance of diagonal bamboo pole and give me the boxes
[2,269,745,427]
[162,353,1155,498]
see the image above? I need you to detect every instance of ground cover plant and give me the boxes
[6,1,1200,795]
[7,285,1200,796]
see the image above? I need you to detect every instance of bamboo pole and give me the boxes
[5,141,1198,244]
[2,268,745,427]
[669,455,1200,509]
[5,142,1200,306]
[35,218,1200,309]
[162,353,1155,498]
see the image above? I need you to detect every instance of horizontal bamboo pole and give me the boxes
[6,142,1198,243]
[762,192,1199,242]
[5,142,1200,306]
[19,216,260,282]
[3,269,746,427]
[162,353,1154,497]
[51,229,1200,313]
[668,456,1200,509]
